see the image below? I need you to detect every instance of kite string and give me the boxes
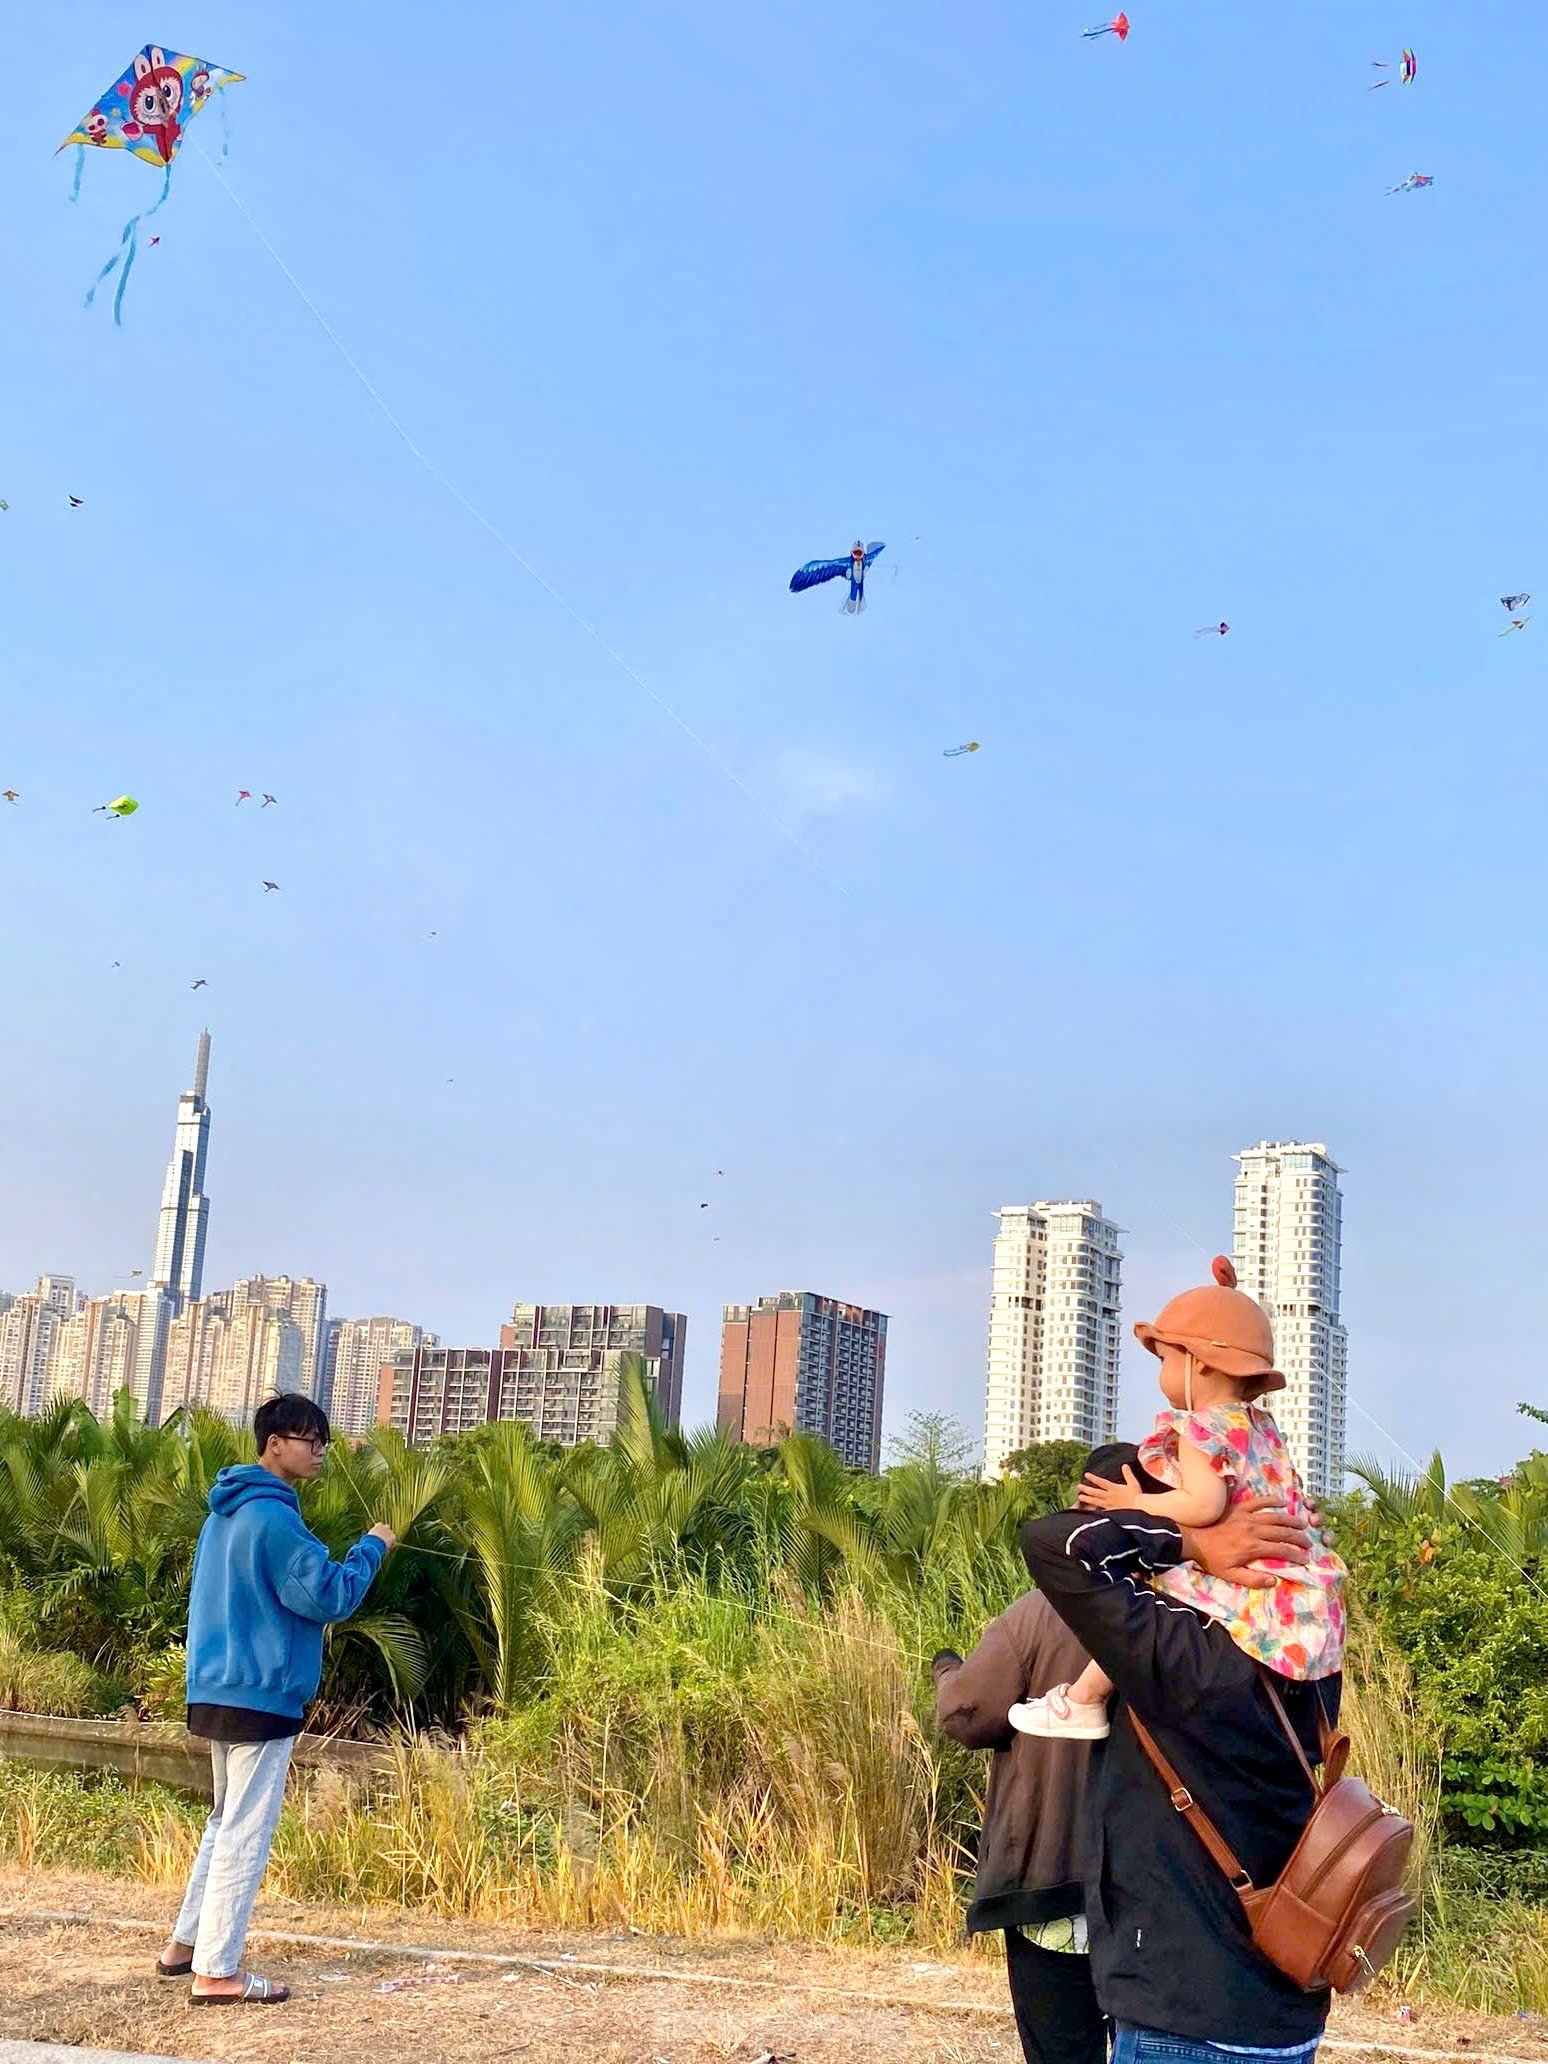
[194,146,828,881]
[1343,1392,1548,1613]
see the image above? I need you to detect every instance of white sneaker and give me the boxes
[1008,1686,1111,1740]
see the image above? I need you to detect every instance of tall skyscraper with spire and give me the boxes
[150,1031,213,1316]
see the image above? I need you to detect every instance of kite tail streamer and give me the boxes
[217,87,233,158]
[69,145,84,204]
[85,164,172,326]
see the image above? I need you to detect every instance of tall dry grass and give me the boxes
[122,1587,981,1950]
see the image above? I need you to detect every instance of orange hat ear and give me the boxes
[1212,1255,1237,1290]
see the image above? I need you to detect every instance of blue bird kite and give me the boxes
[790,539,886,614]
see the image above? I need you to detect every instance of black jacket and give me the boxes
[1020,1509,1341,2047]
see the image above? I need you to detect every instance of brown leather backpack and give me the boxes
[1129,1671,1416,1994]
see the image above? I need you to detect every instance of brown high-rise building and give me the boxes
[718,1291,887,1473]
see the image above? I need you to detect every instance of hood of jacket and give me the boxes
[206,1463,300,1519]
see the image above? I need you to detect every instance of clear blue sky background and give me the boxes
[3,1,1543,1478]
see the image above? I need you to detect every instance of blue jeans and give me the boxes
[1112,2026,1321,2064]
[173,1737,294,1977]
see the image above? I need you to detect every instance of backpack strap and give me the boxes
[1257,1667,1350,1794]
[1127,1708,1256,1897]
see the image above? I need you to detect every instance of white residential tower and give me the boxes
[1232,1141,1348,1502]
[983,1202,1123,1477]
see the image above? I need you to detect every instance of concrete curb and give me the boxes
[0,2045,218,2064]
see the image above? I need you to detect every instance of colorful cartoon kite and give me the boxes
[1387,172,1434,194]
[60,46,243,324]
[94,795,139,818]
[1083,12,1130,39]
[944,742,981,757]
[1501,594,1531,613]
[1370,49,1417,89]
[790,540,886,614]
[1195,621,1230,637]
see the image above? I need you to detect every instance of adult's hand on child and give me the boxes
[1182,1498,1310,1587]
[1077,1465,1145,1512]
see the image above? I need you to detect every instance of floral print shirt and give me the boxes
[1135,1403,1347,1680]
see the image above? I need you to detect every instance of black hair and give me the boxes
[1083,1440,1170,1499]
[253,1392,331,1455]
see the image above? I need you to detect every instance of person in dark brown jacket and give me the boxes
[932,1592,1105,2064]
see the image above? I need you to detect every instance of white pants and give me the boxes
[173,1736,294,1977]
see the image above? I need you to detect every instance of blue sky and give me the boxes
[3,2,1543,1478]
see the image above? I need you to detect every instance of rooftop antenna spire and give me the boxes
[193,1029,211,1102]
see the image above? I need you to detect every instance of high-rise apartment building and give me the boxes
[323,1316,436,1435]
[208,1276,328,1400]
[161,1297,303,1422]
[982,1203,1123,1478]
[0,1276,82,1415]
[1232,1141,1348,1502]
[381,1305,686,1447]
[718,1292,888,1472]
[150,1032,213,1316]
[51,1289,173,1419]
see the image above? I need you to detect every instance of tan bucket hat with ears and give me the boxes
[1133,1255,1285,1397]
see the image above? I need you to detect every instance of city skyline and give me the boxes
[0,1045,1389,1494]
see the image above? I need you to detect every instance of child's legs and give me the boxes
[1067,1661,1114,1707]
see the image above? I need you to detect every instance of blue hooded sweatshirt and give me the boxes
[185,1463,387,1721]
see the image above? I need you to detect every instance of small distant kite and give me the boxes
[94,795,139,818]
[1387,172,1434,194]
[1500,617,1530,637]
[1195,622,1230,638]
[2,791,17,804]
[790,540,885,614]
[68,496,84,508]
[261,879,280,892]
[60,45,243,324]
[261,793,277,806]
[191,978,207,990]
[1370,49,1417,89]
[1501,594,1531,613]
[944,742,981,757]
[1083,12,1129,39]
[0,502,8,513]
[236,790,252,804]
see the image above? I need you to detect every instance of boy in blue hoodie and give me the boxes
[158,1392,393,2006]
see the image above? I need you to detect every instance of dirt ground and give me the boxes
[1,1864,1542,2064]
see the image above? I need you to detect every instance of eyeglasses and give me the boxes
[282,1434,329,1456]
